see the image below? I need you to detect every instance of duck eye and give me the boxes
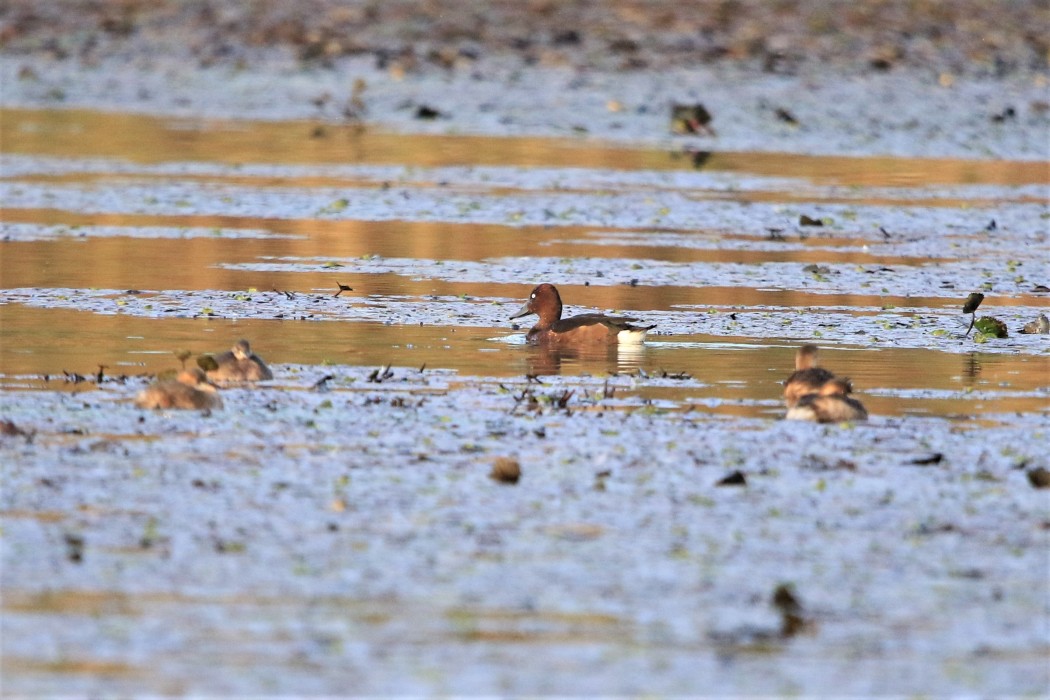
[530,293,536,299]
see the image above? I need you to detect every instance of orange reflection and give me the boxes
[3,107,1047,187]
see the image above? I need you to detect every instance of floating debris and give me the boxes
[715,470,747,486]
[344,78,368,121]
[990,107,1016,123]
[489,456,522,484]
[1027,467,1050,489]
[62,370,87,384]
[774,107,799,125]
[415,105,445,120]
[772,583,810,637]
[273,287,296,300]
[367,365,395,383]
[1,419,30,438]
[63,533,85,563]
[670,103,715,136]
[312,374,335,392]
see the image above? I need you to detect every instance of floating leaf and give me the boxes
[974,316,1008,338]
[962,292,985,314]
[318,198,349,215]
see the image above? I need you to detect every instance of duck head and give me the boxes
[232,339,253,360]
[510,284,563,325]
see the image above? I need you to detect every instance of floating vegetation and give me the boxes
[670,103,715,136]
[974,316,1009,339]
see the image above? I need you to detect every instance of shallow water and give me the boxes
[2,107,1048,416]
[4,107,1047,184]
[1,106,1048,695]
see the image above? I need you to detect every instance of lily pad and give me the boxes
[974,316,1008,338]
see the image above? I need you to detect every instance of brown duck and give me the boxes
[786,377,868,423]
[207,339,273,382]
[783,344,838,408]
[509,283,654,345]
[134,368,223,411]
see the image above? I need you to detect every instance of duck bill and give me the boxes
[509,301,534,320]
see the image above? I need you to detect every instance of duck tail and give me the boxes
[617,325,654,344]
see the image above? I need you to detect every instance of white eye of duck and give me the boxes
[531,293,536,299]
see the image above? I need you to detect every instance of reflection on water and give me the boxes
[4,108,1047,186]
[1,107,1047,419]
[521,343,648,376]
[962,352,982,387]
[1,304,1045,418]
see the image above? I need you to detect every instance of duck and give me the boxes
[509,283,654,345]
[786,378,869,423]
[134,368,223,411]
[783,344,838,408]
[207,339,273,382]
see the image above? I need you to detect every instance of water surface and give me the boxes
[2,107,1047,419]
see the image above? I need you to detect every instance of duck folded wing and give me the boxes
[553,314,641,331]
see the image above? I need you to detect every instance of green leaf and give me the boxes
[974,316,1008,338]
